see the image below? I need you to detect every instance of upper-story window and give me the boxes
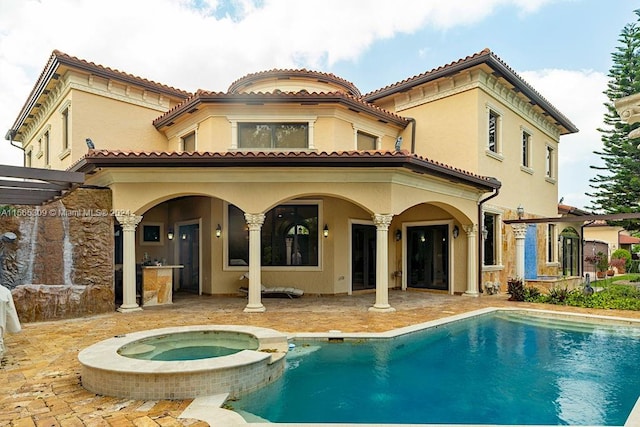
[182,132,196,151]
[522,130,531,168]
[44,130,50,166]
[238,123,308,149]
[25,150,32,167]
[62,107,69,150]
[357,131,377,150]
[546,144,555,179]
[488,110,500,153]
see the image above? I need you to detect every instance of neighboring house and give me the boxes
[583,220,640,256]
[4,49,577,312]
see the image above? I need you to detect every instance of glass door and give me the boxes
[407,225,449,290]
[352,224,376,291]
[178,223,200,293]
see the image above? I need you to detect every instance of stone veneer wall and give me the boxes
[0,188,114,322]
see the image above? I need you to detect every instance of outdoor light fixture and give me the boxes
[452,225,459,239]
[517,204,524,220]
[482,226,489,241]
[216,224,221,238]
[395,229,402,241]
[323,224,329,238]
[167,229,174,240]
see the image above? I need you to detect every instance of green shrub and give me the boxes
[547,286,571,304]
[507,279,525,301]
[537,283,640,311]
[612,248,632,272]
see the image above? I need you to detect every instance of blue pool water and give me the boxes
[232,313,640,425]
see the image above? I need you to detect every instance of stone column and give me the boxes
[244,213,266,313]
[512,224,528,280]
[369,214,395,312]
[116,213,143,312]
[463,224,479,297]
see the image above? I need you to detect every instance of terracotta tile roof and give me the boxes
[6,50,192,140]
[153,89,409,128]
[620,234,640,245]
[51,50,191,98]
[363,48,578,135]
[228,69,361,97]
[70,149,501,191]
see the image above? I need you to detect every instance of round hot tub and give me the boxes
[78,325,288,400]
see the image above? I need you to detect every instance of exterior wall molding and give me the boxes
[393,69,561,141]
[20,71,173,146]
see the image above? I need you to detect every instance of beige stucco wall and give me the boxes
[19,69,183,169]
[583,225,621,254]
[163,103,404,154]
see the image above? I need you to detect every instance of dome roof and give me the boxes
[228,69,361,97]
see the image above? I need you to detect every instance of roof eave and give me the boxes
[71,152,499,192]
[153,93,409,129]
[364,52,578,135]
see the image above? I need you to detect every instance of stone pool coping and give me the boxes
[78,324,288,374]
[180,307,640,427]
[78,324,289,400]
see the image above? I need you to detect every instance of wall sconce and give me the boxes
[395,229,402,241]
[452,225,459,239]
[216,224,221,238]
[482,226,489,241]
[167,228,174,240]
[517,204,524,220]
[323,224,329,238]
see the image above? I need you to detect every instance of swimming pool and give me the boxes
[230,310,640,425]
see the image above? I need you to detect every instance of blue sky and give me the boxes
[0,0,635,209]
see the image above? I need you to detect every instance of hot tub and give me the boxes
[78,325,288,400]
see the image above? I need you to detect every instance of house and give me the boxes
[4,48,577,313]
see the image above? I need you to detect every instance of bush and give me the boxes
[612,248,632,272]
[507,278,525,301]
[535,283,640,311]
[547,286,571,304]
[507,278,541,302]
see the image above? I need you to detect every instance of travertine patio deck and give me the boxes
[3,290,640,426]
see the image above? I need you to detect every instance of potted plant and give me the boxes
[607,258,627,274]
[586,252,608,279]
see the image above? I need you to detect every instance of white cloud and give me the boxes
[520,68,609,209]
[0,0,571,168]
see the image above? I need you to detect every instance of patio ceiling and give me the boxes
[0,164,84,205]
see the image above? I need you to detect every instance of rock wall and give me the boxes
[0,188,115,322]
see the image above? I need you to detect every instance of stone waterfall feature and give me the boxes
[0,188,115,322]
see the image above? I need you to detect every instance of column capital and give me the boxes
[244,213,265,230]
[116,213,143,232]
[463,224,478,237]
[372,213,393,230]
[512,223,528,239]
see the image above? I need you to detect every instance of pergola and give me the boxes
[0,164,84,205]
[504,212,640,279]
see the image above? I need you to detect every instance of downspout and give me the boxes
[5,129,25,155]
[477,187,500,293]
